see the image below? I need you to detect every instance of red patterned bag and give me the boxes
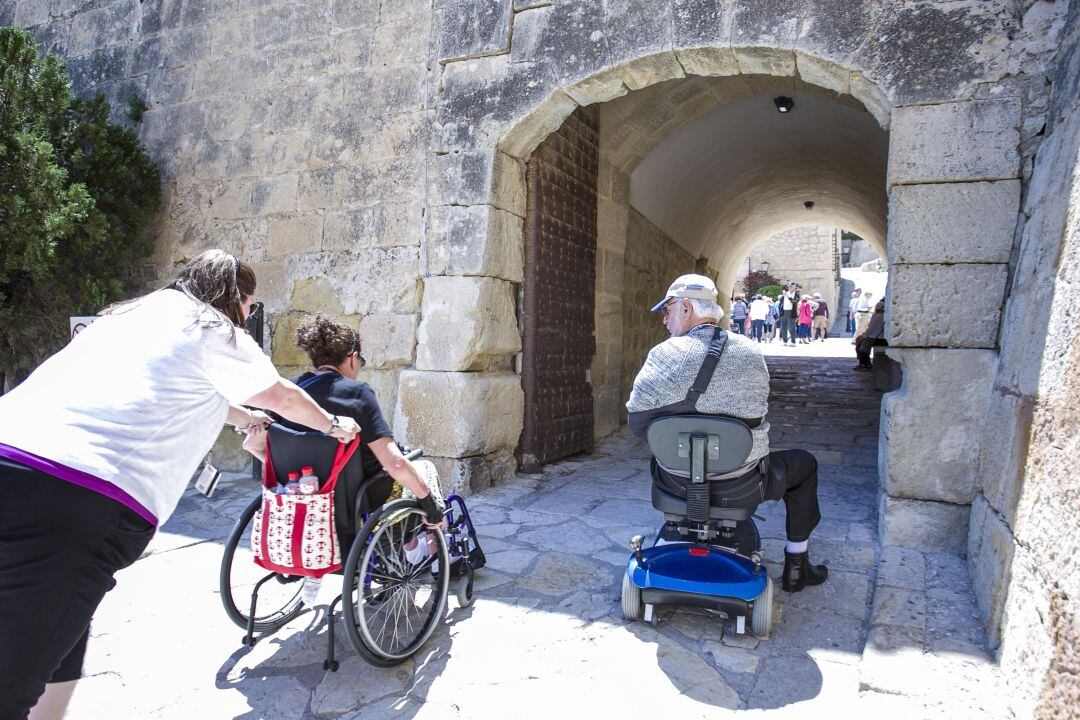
[251,436,359,578]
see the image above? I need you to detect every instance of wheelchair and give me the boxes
[219,424,485,670]
[621,414,774,637]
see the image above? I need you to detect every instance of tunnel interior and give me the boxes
[518,74,890,465]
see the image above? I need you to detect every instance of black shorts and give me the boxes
[0,458,153,719]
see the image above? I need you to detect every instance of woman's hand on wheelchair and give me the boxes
[329,416,360,443]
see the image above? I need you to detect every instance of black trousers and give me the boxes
[0,459,153,720]
[761,449,821,542]
[856,337,888,367]
[652,448,821,543]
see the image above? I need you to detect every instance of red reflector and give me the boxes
[688,547,709,557]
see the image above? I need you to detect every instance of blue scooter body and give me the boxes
[625,522,767,602]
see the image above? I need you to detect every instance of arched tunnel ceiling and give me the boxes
[627,88,889,269]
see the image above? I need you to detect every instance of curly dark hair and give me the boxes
[295,315,361,369]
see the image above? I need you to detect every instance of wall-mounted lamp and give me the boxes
[804,200,815,210]
[774,96,794,113]
[760,261,770,272]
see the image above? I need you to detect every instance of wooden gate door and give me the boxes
[518,106,599,472]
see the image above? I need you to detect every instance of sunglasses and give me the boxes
[661,299,682,317]
[352,349,367,368]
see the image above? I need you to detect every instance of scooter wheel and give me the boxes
[621,573,643,621]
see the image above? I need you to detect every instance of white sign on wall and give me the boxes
[70,316,98,341]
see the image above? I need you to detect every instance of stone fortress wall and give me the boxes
[3,0,1077,714]
[733,225,841,315]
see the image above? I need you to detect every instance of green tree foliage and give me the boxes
[0,27,161,387]
[754,284,783,300]
[741,270,781,297]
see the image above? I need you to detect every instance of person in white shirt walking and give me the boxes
[748,294,770,342]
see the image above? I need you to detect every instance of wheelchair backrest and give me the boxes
[646,415,753,477]
[265,423,345,484]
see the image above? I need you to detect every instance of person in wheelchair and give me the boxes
[241,316,444,578]
[626,274,828,593]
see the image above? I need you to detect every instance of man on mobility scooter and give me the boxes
[622,275,827,633]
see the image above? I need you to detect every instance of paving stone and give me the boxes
[747,655,827,710]
[877,546,927,591]
[773,606,865,655]
[703,641,761,674]
[786,570,873,620]
[484,548,538,574]
[517,520,612,554]
[870,585,927,631]
[516,553,614,596]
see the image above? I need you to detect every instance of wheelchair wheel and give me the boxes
[750,574,774,637]
[621,572,644,621]
[219,496,305,633]
[455,574,475,608]
[342,499,449,667]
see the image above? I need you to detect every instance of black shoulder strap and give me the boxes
[685,327,728,406]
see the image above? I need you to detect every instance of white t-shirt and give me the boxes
[748,298,770,321]
[0,289,280,525]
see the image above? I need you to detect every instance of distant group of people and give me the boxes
[729,282,830,346]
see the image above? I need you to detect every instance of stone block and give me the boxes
[499,89,579,158]
[967,493,1016,647]
[674,46,740,77]
[886,263,1007,348]
[290,277,345,314]
[438,0,513,63]
[372,13,429,63]
[508,3,609,86]
[564,68,629,107]
[267,215,323,257]
[247,261,287,313]
[673,0,735,50]
[880,495,970,555]
[426,204,524,282]
[359,313,418,367]
[619,51,686,92]
[415,276,521,371]
[354,368,401,420]
[439,55,565,153]
[888,99,1021,185]
[849,70,890,129]
[888,181,1020,264]
[792,0,880,94]
[733,46,796,76]
[393,371,524,457]
[210,428,252,473]
[850,2,1013,107]
[975,389,1033,527]
[429,149,526,217]
[270,313,312,366]
[880,348,996,504]
[424,449,516,496]
[249,174,299,217]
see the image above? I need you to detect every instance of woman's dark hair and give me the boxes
[295,315,361,369]
[165,250,256,328]
[103,250,256,341]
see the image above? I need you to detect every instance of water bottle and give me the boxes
[298,466,319,495]
[284,471,301,495]
[301,576,322,606]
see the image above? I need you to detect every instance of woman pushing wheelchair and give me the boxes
[0,250,364,719]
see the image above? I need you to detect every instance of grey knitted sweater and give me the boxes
[626,324,771,463]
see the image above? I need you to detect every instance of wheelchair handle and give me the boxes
[402,448,423,462]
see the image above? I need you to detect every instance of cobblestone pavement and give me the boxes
[68,355,1006,719]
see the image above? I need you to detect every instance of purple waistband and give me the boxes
[0,443,158,527]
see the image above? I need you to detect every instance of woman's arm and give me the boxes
[244,378,359,442]
[368,437,445,528]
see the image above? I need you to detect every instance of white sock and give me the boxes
[785,540,808,554]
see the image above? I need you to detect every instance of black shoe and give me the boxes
[782,550,828,592]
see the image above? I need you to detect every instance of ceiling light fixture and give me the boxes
[774,96,794,113]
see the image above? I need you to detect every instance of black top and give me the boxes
[278,371,394,480]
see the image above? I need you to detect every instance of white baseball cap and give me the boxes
[650,274,719,312]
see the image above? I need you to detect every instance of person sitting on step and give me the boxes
[625,273,828,592]
[853,299,887,371]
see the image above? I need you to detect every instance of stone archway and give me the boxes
[403,7,1024,564]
